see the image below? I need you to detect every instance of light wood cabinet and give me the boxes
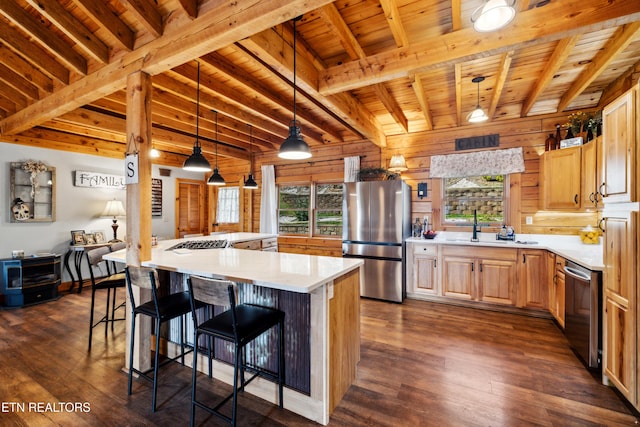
[540,146,581,210]
[517,249,548,309]
[601,88,637,204]
[441,245,517,305]
[602,210,637,403]
[581,136,603,209]
[548,253,565,328]
[411,244,439,295]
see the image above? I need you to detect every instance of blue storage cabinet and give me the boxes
[0,255,61,307]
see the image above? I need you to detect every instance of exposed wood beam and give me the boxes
[0,0,335,136]
[557,21,640,112]
[451,0,462,32]
[24,0,109,63]
[454,63,462,126]
[318,0,640,94]
[177,0,198,19]
[13,127,126,157]
[0,1,87,75]
[240,26,386,147]
[0,22,69,84]
[73,0,135,51]
[0,96,16,116]
[487,51,514,120]
[521,36,579,117]
[410,74,433,131]
[0,82,28,109]
[0,64,39,100]
[319,3,408,133]
[379,0,409,47]
[599,58,640,107]
[0,44,53,93]
[119,0,164,38]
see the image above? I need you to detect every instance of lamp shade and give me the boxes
[244,174,258,189]
[471,0,516,32]
[388,154,408,172]
[183,146,211,172]
[102,199,126,217]
[467,106,489,123]
[278,122,312,160]
[207,168,226,186]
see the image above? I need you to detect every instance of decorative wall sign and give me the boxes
[152,178,162,216]
[125,154,138,184]
[455,134,499,151]
[74,171,125,189]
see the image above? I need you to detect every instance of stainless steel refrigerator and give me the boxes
[342,180,411,303]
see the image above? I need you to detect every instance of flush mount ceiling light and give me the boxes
[467,76,489,123]
[388,154,408,173]
[150,147,160,158]
[278,16,312,160]
[183,61,211,172]
[244,124,258,189]
[207,110,226,186]
[471,0,516,32]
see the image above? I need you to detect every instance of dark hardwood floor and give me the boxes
[0,290,637,426]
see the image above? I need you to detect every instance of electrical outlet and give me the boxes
[525,216,533,225]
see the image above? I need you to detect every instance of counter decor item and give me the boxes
[579,225,600,244]
[11,198,30,221]
[496,224,516,241]
[545,133,556,151]
[423,230,437,239]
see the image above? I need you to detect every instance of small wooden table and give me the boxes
[63,242,115,293]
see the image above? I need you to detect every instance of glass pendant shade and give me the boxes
[471,0,516,32]
[279,121,312,159]
[388,154,408,172]
[468,76,488,123]
[244,174,258,189]
[278,16,312,160]
[207,168,225,186]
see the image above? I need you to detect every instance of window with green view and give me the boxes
[442,175,505,225]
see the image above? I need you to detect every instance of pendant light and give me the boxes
[244,124,258,189]
[467,76,489,123]
[183,61,212,172]
[471,0,516,32]
[207,110,225,186]
[278,16,312,160]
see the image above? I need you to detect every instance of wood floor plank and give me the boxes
[0,292,636,426]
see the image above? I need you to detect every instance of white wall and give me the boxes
[0,142,203,282]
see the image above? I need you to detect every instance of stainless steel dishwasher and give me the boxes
[564,261,602,370]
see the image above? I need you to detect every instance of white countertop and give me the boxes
[105,235,363,293]
[406,231,604,270]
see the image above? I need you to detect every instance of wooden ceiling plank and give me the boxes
[450,0,462,32]
[318,0,640,94]
[410,74,433,131]
[454,63,462,126]
[379,0,410,47]
[0,44,53,93]
[521,35,579,117]
[0,96,16,115]
[0,82,28,109]
[557,21,640,112]
[73,0,135,51]
[0,22,69,84]
[488,51,514,120]
[177,0,198,19]
[24,0,109,63]
[0,0,335,137]
[0,63,39,100]
[0,0,87,75]
[599,57,640,107]
[119,0,164,38]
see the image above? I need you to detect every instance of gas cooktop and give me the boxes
[165,239,228,251]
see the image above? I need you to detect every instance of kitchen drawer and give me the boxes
[233,240,261,250]
[413,244,437,256]
[262,237,278,250]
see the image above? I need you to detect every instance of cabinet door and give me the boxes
[602,88,636,204]
[581,140,599,209]
[517,249,548,309]
[442,256,474,300]
[547,252,557,319]
[414,255,438,295]
[602,211,636,402]
[541,146,582,210]
[478,258,517,305]
[555,261,565,328]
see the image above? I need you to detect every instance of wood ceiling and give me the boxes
[1,0,640,167]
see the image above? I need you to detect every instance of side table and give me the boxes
[64,243,114,293]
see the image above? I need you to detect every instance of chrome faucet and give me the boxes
[471,209,480,242]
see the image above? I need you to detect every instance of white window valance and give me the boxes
[429,147,525,178]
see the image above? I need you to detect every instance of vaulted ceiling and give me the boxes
[1,0,639,167]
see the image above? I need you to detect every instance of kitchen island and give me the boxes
[106,236,363,425]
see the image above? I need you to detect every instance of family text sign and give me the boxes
[74,171,125,189]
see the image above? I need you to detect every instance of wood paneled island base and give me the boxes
[106,242,363,425]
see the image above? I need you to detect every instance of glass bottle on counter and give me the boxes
[413,218,422,238]
[554,124,562,150]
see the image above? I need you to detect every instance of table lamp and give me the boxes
[102,199,126,242]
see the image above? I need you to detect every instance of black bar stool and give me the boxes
[125,266,194,412]
[86,245,126,351]
[187,275,285,427]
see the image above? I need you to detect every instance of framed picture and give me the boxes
[71,230,85,245]
[84,233,96,245]
[94,231,106,244]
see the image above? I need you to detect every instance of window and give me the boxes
[216,186,239,223]
[278,183,343,236]
[442,175,505,225]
